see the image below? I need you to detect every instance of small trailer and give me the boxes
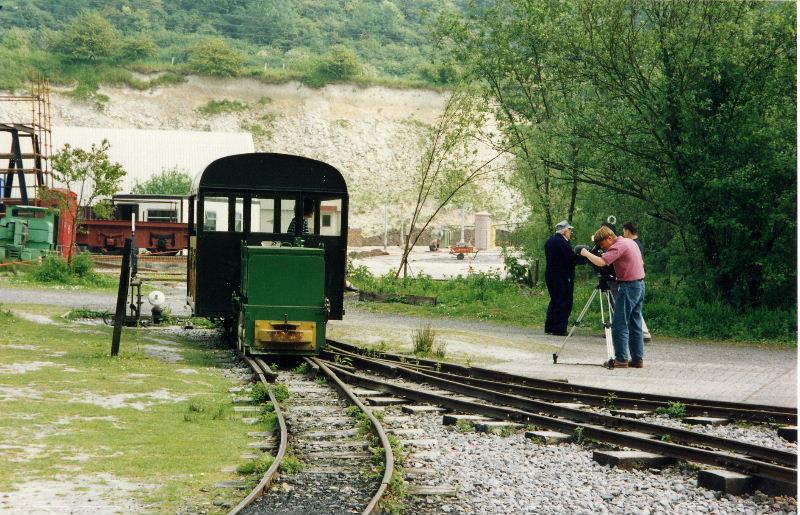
[449,244,478,260]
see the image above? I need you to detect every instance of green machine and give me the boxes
[0,206,57,261]
[237,245,328,356]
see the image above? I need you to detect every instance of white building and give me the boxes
[49,127,255,195]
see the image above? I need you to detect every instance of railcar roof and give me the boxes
[190,153,348,195]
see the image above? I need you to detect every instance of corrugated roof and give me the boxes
[44,127,254,194]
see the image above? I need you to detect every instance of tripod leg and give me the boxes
[602,291,615,361]
[553,288,599,363]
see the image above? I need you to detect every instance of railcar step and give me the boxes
[593,450,676,470]
[610,409,651,418]
[526,430,572,445]
[777,425,797,442]
[683,416,729,426]
[402,405,447,414]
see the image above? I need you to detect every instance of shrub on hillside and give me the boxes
[305,46,361,87]
[55,11,120,62]
[188,38,245,77]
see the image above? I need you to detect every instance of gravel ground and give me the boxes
[400,412,797,515]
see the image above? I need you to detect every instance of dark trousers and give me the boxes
[545,274,574,334]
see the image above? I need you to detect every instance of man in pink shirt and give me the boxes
[579,226,646,368]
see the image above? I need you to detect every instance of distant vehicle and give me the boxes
[77,195,189,254]
[0,205,58,261]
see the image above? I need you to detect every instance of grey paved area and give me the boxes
[2,282,796,409]
[331,309,798,409]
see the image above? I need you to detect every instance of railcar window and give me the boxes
[202,196,229,232]
[280,199,296,233]
[250,197,275,233]
[319,199,342,236]
[234,198,244,232]
[147,209,178,222]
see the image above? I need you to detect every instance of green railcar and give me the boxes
[237,246,328,355]
[187,153,349,357]
[0,206,58,261]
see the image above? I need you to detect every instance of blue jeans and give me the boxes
[611,280,645,362]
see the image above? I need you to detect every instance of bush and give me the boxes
[31,256,72,283]
[305,45,361,87]
[188,38,245,77]
[25,255,115,288]
[70,252,94,278]
[55,11,120,62]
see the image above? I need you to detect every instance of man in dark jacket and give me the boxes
[544,220,577,336]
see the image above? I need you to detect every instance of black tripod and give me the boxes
[552,275,616,365]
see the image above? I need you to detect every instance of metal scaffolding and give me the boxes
[0,73,53,205]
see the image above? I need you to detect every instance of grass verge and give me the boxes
[0,307,250,513]
[348,265,796,346]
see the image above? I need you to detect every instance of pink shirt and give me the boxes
[602,237,645,281]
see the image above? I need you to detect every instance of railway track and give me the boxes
[228,356,395,515]
[323,339,798,493]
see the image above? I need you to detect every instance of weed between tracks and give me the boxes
[347,406,408,514]
[655,401,687,419]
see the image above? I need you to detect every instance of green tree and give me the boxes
[439,0,796,309]
[307,45,362,87]
[119,34,158,62]
[55,10,120,62]
[395,87,509,278]
[132,168,193,195]
[49,140,126,259]
[188,37,246,77]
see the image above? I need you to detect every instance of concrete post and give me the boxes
[474,211,493,250]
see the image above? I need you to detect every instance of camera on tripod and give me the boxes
[574,244,616,291]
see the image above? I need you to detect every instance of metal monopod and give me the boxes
[552,283,615,365]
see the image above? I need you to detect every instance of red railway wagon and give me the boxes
[77,195,189,254]
[77,219,188,254]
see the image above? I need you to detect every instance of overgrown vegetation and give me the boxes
[655,402,688,419]
[438,1,796,314]
[23,254,116,288]
[349,264,796,345]
[0,1,464,92]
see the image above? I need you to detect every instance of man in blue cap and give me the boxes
[544,220,577,336]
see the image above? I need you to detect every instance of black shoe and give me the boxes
[547,330,568,336]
